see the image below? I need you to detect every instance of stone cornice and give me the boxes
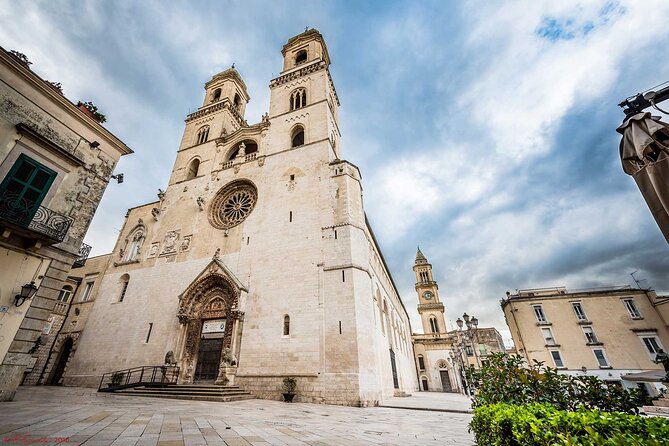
[270,60,327,88]
[185,99,246,126]
[418,302,445,312]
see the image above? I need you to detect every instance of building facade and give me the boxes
[502,286,669,395]
[0,48,131,400]
[63,29,417,406]
[411,248,505,394]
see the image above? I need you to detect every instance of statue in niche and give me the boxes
[237,142,246,157]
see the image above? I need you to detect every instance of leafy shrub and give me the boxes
[470,402,669,446]
[282,377,297,393]
[467,353,646,414]
[76,101,107,123]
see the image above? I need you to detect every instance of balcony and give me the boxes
[72,243,92,268]
[0,192,73,244]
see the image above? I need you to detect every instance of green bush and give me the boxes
[467,353,647,414]
[470,403,669,446]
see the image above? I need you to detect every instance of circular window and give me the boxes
[209,180,258,229]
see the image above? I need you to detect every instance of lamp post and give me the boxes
[456,312,481,369]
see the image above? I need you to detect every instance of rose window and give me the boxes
[209,180,257,229]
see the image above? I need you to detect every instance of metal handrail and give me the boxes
[73,243,92,268]
[98,365,180,392]
[0,191,73,242]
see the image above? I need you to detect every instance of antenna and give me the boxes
[630,271,646,289]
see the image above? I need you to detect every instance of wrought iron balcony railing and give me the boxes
[73,242,92,268]
[0,192,73,243]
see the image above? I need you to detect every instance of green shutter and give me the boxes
[0,154,57,224]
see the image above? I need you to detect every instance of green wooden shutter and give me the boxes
[0,154,57,225]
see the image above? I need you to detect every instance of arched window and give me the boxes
[187,159,200,180]
[234,93,241,110]
[212,88,221,102]
[290,89,307,111]
[291,126,304,148]
[429,316,439,333]
[196,126,210,145]
[227,140,258,161]
[123,226,145,262]
[57,285,73,303]
[295,50,307,65]
[283,315,290,336]
[118,274,130,302]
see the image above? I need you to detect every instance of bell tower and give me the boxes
[414,247,446,334]
[267,29,341,159]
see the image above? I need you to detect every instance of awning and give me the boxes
[620,369,666,383]
[617,112,669,243]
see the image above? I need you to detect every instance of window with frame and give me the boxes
[186,159,200,180]
[57,285,73,303]
[289,88,307,111]
[572,302,587,321]
[593,348,609,367]
[81,282,94,302]
[533,305,548,323]
[195,126,210,145]
[418,355,425,370]
[291,126,304,148]
[641,336,662,356]
[118,274,129,302]
[541,327,556,345]
[283,315,290,336]
[465,345,473,356]
[623,298,642,319]
[582,326,598,344]
[550,350,565,368]
[0,153,57,225]
[429,316,439,333]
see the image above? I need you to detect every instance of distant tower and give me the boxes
[414,247,446,334]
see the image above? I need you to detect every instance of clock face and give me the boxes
[423,291,433,300]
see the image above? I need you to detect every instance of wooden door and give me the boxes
[194,338,223,381]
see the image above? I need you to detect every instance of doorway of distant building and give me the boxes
[440,370,453,392]
[389,348,399,389]
[48,337,73,385]
[194,319,225,382]
[421,377,429,391]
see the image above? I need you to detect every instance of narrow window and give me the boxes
[81,282,94,302]
[146,323,153,343]
[246,237,249,245]
[291,128,305,147]
[57,285,73,303]
[541,327,555,345]
[289,211,293,222]
[465,345,473,356]
[533,305,547,323]
[334,230,337,239]
[429,316,438,333]
[196,126,210,145]
[119,274,130,302]
[421,378,429,391]
[339,321,342,334]
[623,298,642,319]
[572,302,587,321]
[593,349,609,367]
[212,88,221,102]
[418,355,425,370]
[234,93,241,110]
[187,159,200,180]
[283,315,290,336]
[583,326,598,344]
[295,50,307,65]
[342,270,345,282]
[550,350,565,368]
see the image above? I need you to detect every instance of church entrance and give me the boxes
[195,337,223,381]
[48,338,73,385]
[440,370,453,392]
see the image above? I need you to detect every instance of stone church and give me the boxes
[62,29,417,406]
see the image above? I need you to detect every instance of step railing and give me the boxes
[98,365,180,392]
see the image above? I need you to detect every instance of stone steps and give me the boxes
[114,384,254,402]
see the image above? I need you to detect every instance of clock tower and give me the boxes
[414,247,446,334]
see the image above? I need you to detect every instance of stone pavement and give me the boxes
[0,387,475,446]
[380,392,472,414]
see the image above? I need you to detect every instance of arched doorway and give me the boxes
[49,338,73,385]
[177,273,242,384]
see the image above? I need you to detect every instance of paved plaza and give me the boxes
[0,387,474,446]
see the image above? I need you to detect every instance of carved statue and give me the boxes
[157,189,165,201]
[220,347,236,367]
[151,207,160,221]
[213,248,221,260]
[654,349,669,382]
[237,142,246,157]
[164,350,176,365]
[196,196,205,211]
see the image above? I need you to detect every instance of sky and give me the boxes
[2,0,668,345]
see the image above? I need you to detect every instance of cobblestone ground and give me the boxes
[0,387,474,446]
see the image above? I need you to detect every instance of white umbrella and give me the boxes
[617,112,669,243]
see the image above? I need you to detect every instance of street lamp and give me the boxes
[456,312,481,369]
[14,281,38,307]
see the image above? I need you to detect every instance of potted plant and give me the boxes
[282,377,297,403]
[109,371,124,388]
[76,101,107,123]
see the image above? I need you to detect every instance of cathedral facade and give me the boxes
[63,30,417,406]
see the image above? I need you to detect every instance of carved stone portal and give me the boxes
[177,273,240,383]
